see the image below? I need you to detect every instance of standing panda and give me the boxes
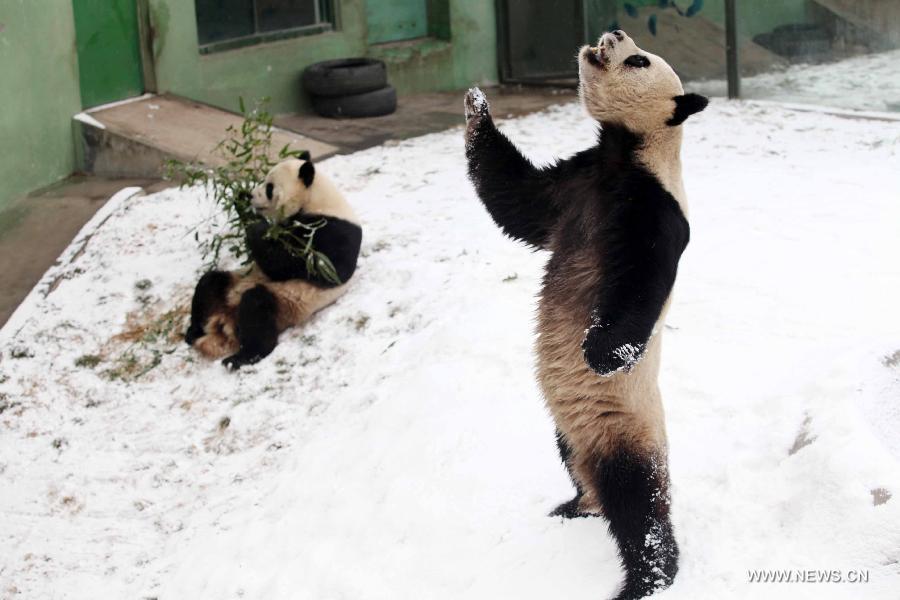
[185,155,362,370]
[464,31,707,600]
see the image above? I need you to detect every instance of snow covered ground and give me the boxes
[693,48,900,112]
[2,98,900,600]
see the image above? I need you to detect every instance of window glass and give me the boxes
[196,0,255,45]
[257,0,318,33]
[195,0,329,48]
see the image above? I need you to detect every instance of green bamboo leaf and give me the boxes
[316,253,341,285]
[166,98,335,271]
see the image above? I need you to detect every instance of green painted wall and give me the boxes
[149,0,368,115]
[367,0,428,43]
[370,0,497,95]
[149,0,497,116]
[0,1,82,210]
[447,0,498,90]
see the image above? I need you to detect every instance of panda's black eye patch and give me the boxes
[623,54,651,68]
[265,183,274,200]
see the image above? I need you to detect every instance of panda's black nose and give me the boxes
[612,30,625,41]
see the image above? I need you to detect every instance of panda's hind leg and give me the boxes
[222,284,280,371]
[221,280,350,370]
[549,429,590,518]
[590,440,678,600]
[186,270,233,345]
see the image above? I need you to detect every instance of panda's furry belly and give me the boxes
[222,267,347,329]
[193,266,348,359]
[535,247,669,458]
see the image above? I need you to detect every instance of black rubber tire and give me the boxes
[312,86,397,119]
[302,58,388,98]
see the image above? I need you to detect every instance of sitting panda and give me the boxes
[184,154,362,370]
[463,30,707,600]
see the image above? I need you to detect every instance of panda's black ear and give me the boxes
[298,150,311,162]
[299,161,315,188]
[667,93,709,126]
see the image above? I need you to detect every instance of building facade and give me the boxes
[0,0,499,210]
[2,0,898,210]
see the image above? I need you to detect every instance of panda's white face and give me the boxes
[251,158,314,221]
[578,30,685,133]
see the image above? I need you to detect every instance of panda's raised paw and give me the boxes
[464,87,491,121]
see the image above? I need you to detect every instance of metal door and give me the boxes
[497,0,617,84]
[72,0,144,108]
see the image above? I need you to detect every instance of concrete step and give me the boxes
[74,94,339,178]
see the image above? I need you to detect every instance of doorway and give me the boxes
[496,0,616,84]
[72,0,145,108]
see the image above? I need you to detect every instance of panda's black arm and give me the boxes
[246,216,362,286]
[582,189,690,376]
[246,220,307,281]
[465,114,563,250]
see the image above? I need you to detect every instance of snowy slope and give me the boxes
[1,100,900,600]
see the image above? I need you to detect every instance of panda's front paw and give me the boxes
[184,323,204,346]
[549,495,591,519]
[582,323,646,377]
[464,87,491,122]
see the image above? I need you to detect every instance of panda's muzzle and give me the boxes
[583,31,629,70]
[250,184,271,211]
[583,45,608,70]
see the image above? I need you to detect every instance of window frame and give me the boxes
[197,0,335,55]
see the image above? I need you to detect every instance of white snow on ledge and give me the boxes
[1,100,900,599]
[83,92,155,114]
[72,111,107,130]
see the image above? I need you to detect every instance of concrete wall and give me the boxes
[603,0,807,39]
[370,0,497,95]
[0,1,82,210]
[148,0,498,116]
[704,0,809,37]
